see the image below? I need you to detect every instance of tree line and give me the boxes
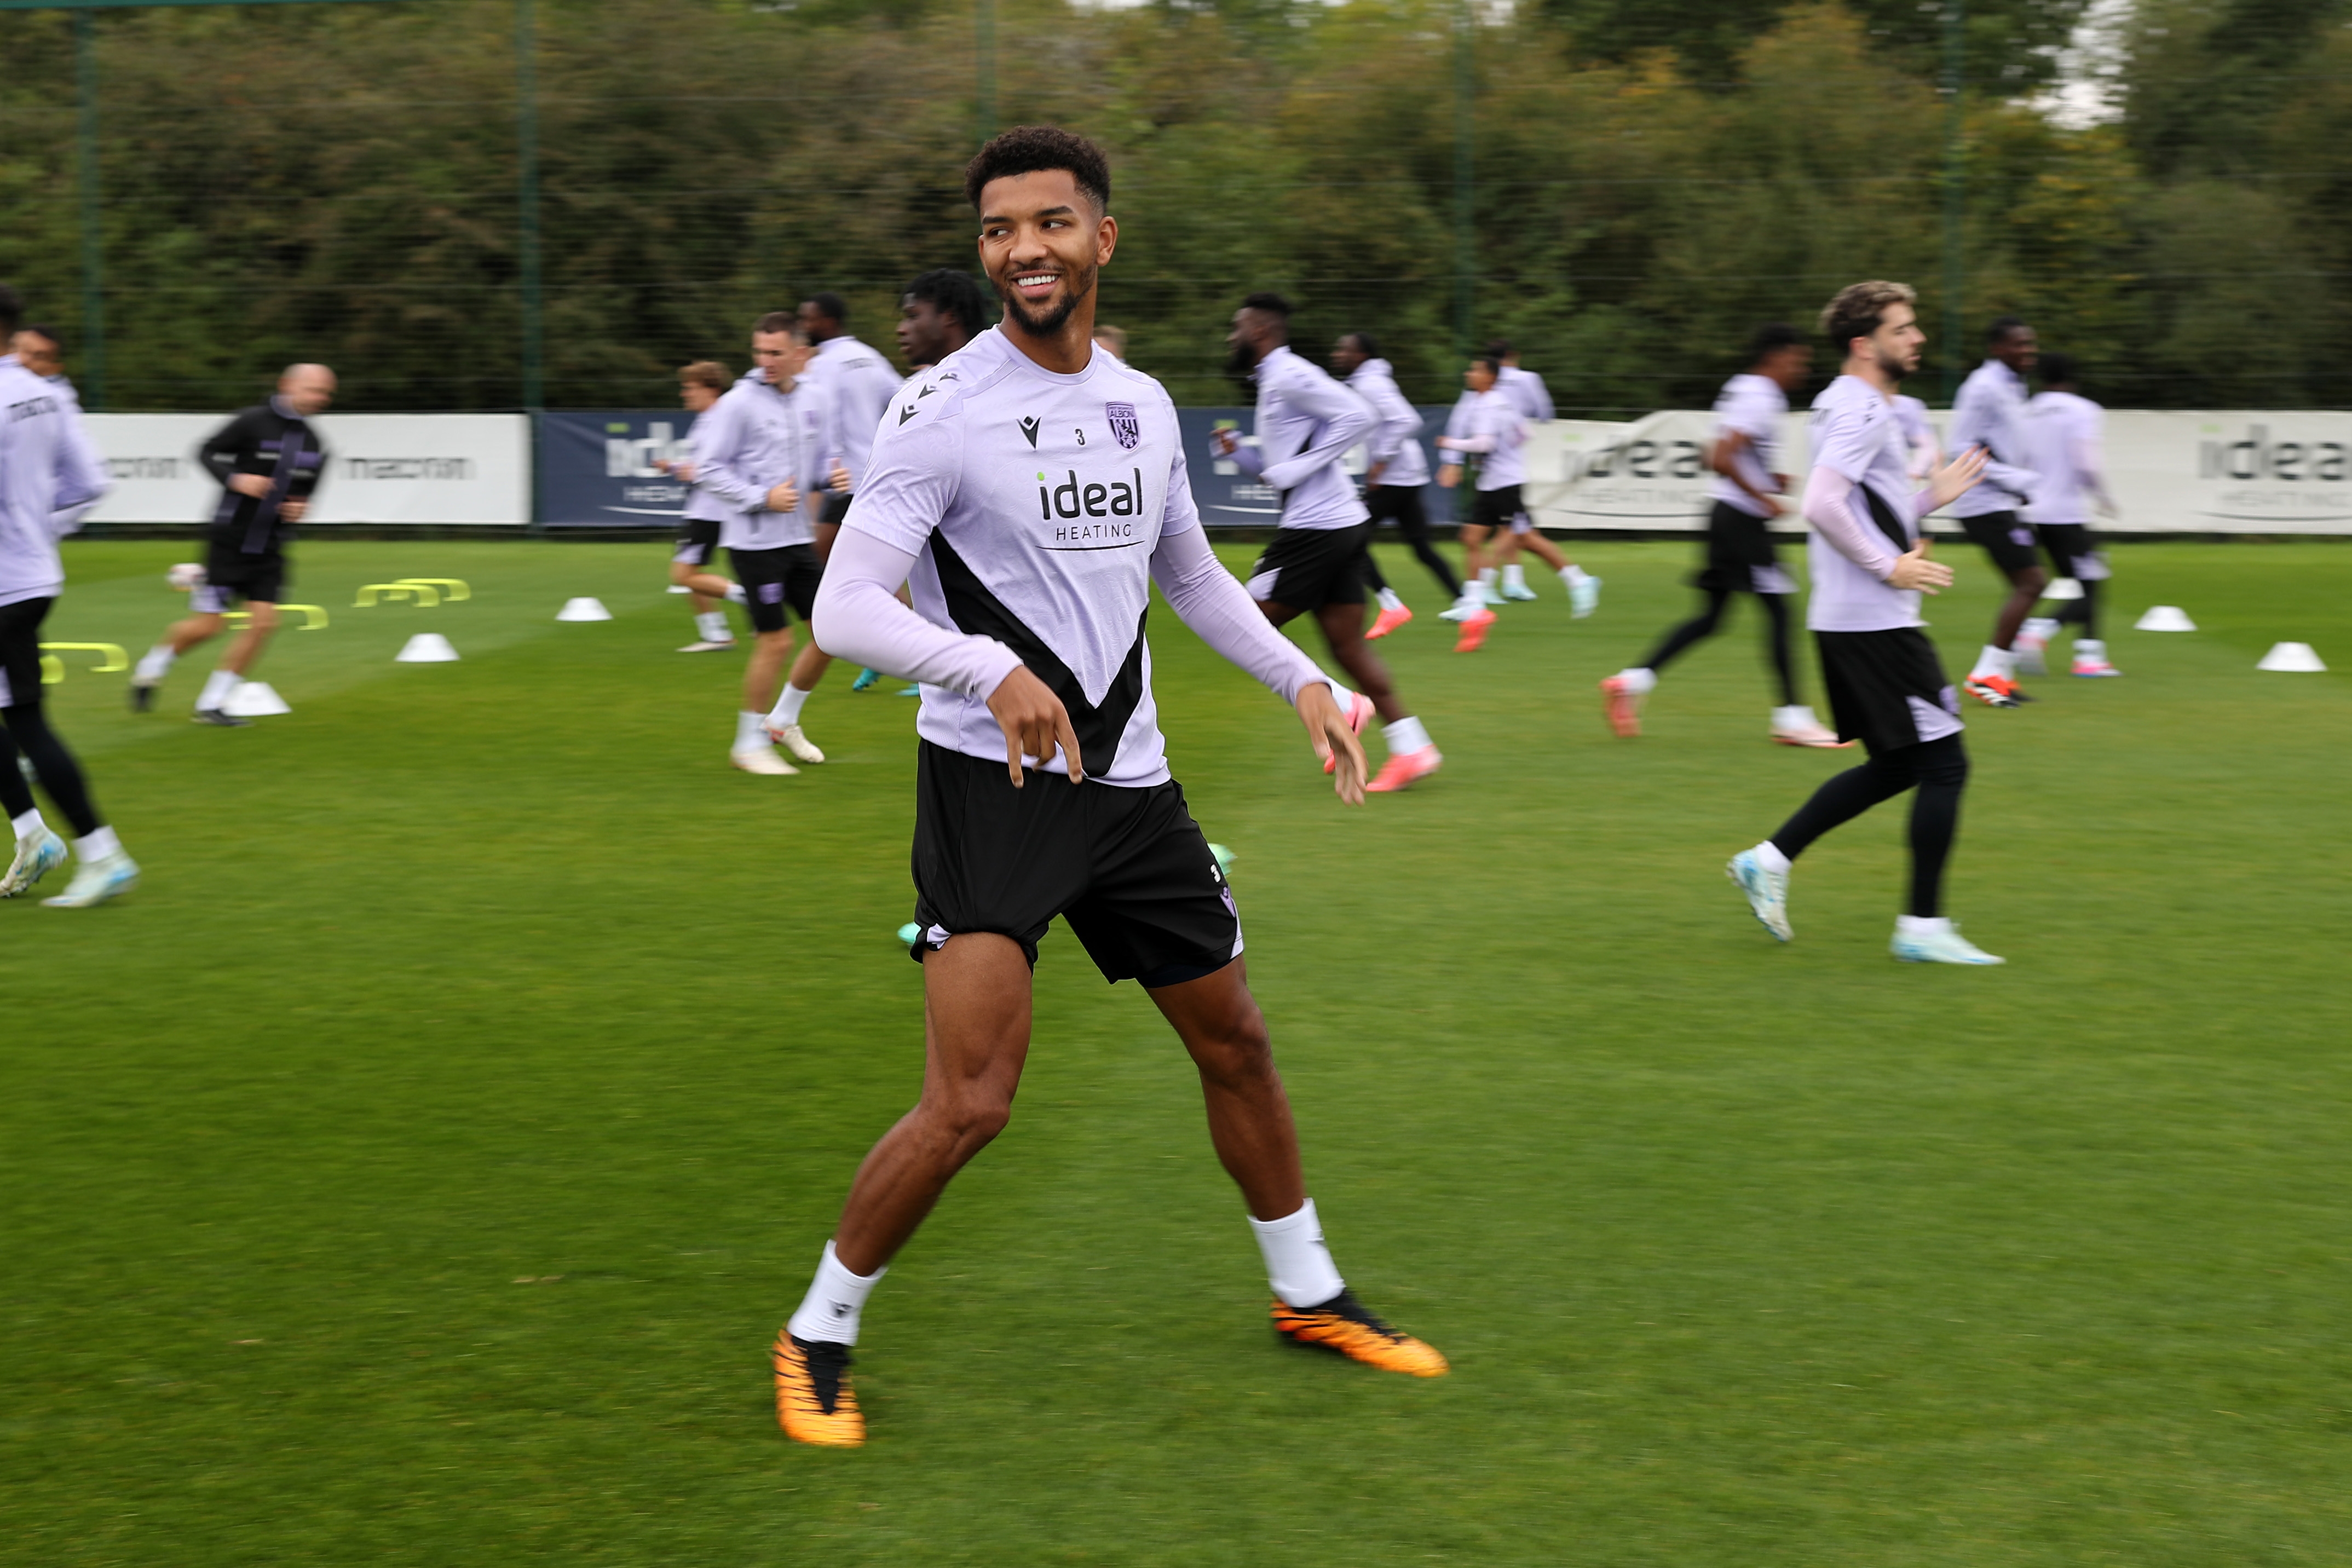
[0,0,2343,413]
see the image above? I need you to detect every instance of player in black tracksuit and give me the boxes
[130,365,336,724]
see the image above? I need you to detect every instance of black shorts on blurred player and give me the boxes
[674,516,723,567]
[907,740,1242,987]
[1959,510,2042,576]
[728,544,822,635]
[1246,522,1371,610]
[192,543,286,612]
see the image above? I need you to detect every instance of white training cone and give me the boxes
[2256,642,2327,672]
[556,597,613,622]
[2135,606,2197,632]
[396,632,460,663]
[2042,578,2084,601]
[223,681,291,717]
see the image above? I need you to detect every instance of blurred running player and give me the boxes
[2016,353,2120,678]
[692,317,837,774]
[9,326,106,536]
[1481,341,1599,610]
[797,291,898,558]
[1726,280,2003,965]
[129,364,333,725]
[1601,323,1840,746]
[1331,331,1457,637]
[0,284,135,907]
[774,128,1442,1448]
[1894,391,1940,480]
[1948,316,2047,707]
[1432,355,1524,648]
[1091,322,1127,364]
[1217,295,1441,792]
[662,360,741,653]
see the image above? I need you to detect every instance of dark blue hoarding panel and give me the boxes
[1175,405,1461,526]
[535,405,1462,527]
[538,410,696,527]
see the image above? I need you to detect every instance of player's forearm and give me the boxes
[1150,524,1329,704]
[1802,468,1900,579]
[811,527,1023,698]
[1226,442,1265,479]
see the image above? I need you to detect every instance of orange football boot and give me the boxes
[1963,672,2025,708]
[1271,1290,1448,1376]
[774,1331,864,1446]
[1452,607,1496,653]
[1365,745,1443,793]
[1365,602,1413,640]
[1598,675,1643,737]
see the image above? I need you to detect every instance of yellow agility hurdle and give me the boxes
[38,643,130,683]
[224,604,330,630]
[354,583,440,608]
[396,578,470,602]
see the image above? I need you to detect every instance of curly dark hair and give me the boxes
[902,268,990,335]
[964,125,1111,214]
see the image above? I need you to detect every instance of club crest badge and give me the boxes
[1105,401,1141,451]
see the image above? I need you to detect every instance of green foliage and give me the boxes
[0,0,2337,411]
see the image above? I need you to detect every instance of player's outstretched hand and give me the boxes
[1297,682,1367,805]
[987,665,1083,789]
[1887,537,1955,594]
[1927,445,1989,511]
[766,480,800,514]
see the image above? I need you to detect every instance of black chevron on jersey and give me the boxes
[928,527,1147,780]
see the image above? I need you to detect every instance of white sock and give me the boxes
[1249,1198,1345,1310]
[1561,563,1590,585]
[134,645,176,682]
[695,611,729,641]
[1325,682,1356,713]
[1502,563,1527,589]
[196,670,239,712]
[1973,645,2014,680]
[2076,638,2106,659]
[1616,666,1657,695]
[770,683,813,727]
[1375,587,1404,612]
[1896,914,1951,937]
[785,1240,887,1347]
[74,825,122,861]
[11,808,44,841]
[724,581,747,605]
[1754,840,1791,875]
[1772,705,1813,729]
[1476,567,1497,589]
[1382,715,1431,755]
[733,711,768,752]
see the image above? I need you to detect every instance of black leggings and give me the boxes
[1638,588,1798,707]
[0,704,102,840]
[0,597,103,840]
[1769,733,1967,918]
[1363,489,1461,599]
[2053,578,2100,639]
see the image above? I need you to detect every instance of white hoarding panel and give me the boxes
[79,413,530,526]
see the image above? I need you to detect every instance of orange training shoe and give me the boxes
[1599,675,1643,737]
[1271,1290,1448,1377]
[1324,688,1375,775]
[774,1331,864,1446]
[1365,745,1442,793]
[1452,607,1496,653]
[1365,602,1413,640]
[1963,672,2025,708]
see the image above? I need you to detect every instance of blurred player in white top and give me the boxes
[1724,280,2004,965]
[2015,353,2120,678]
[1947,317,2048,707]
[1217,294,1442,792]
[661,360,742,653]
[1601,324,1839,746]
[1330,331,1457,637]
[1479,341,1598,609]
[1893,393,1940,480]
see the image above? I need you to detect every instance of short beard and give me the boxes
[1875,345,1912,383]
[1225,339,1260,384]
[1000,263,1094,340]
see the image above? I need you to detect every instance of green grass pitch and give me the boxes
[4,535,2348,1565]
